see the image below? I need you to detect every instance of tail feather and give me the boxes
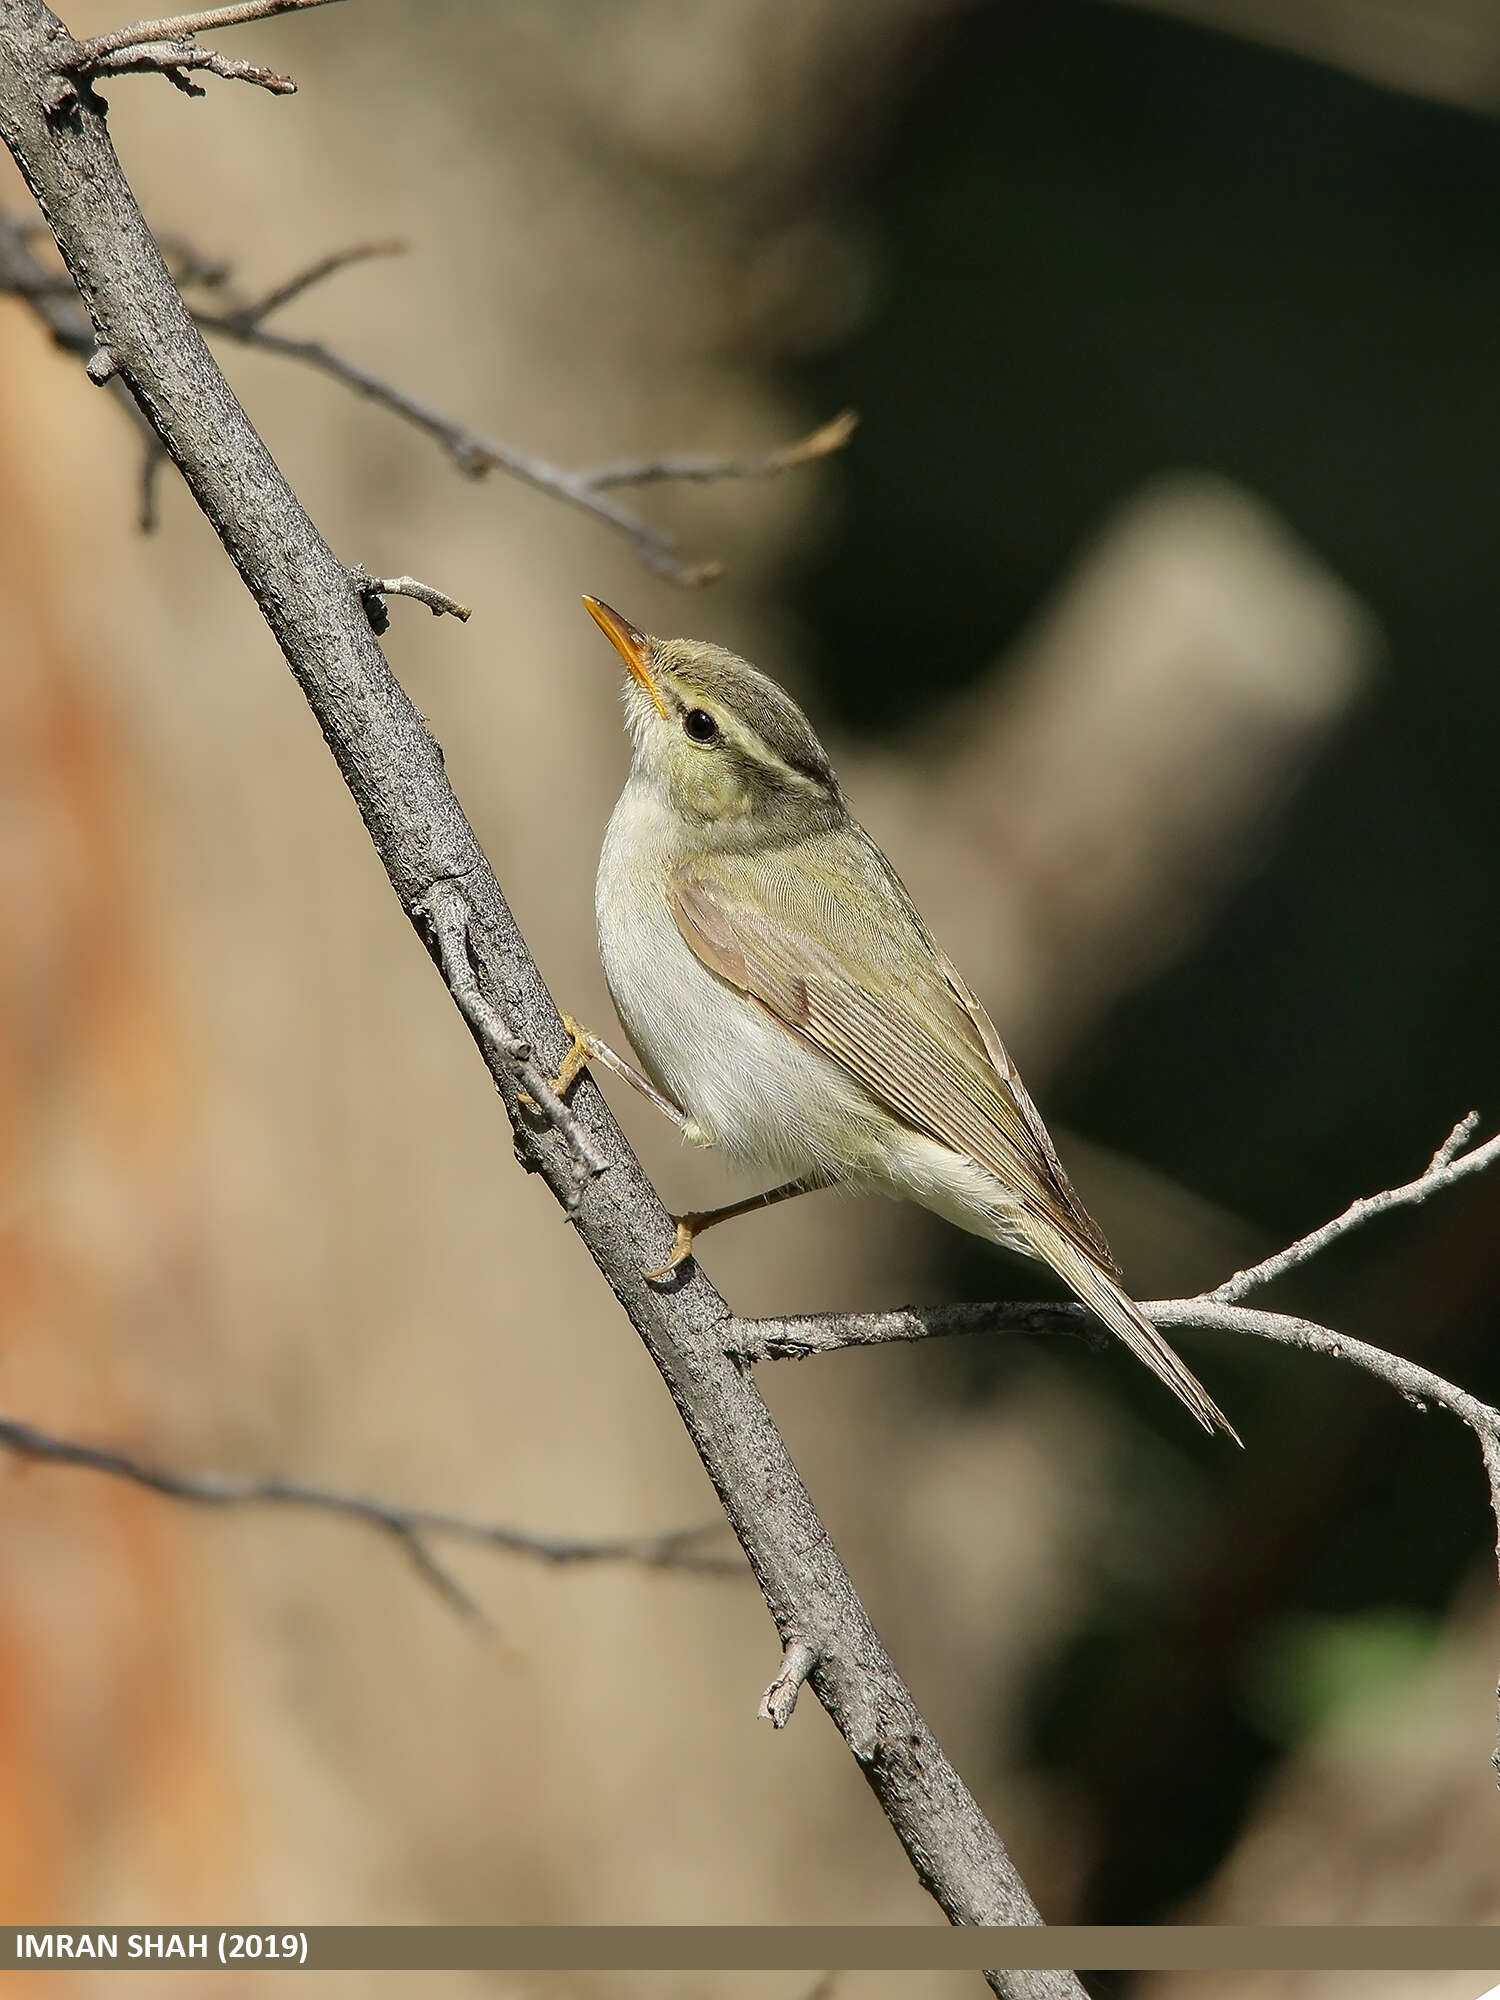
[1035,1227,1240,1444]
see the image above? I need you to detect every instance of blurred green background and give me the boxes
[794,0,1500,1936]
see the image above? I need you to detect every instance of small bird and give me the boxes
[561,595,1236,1440]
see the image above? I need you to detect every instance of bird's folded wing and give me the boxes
[668,851,1117,1275]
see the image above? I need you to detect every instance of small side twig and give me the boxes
[583,409,858,489]
[1210,1111,1499,1304]
[736,1299,1100,1363]
[62,0,340,96]
[415,880,608,1193]
[71,41,298,98]
[350,565,471,632]
[70,0,339,57]
[759,1638,819,1729]
[224,236,403,325]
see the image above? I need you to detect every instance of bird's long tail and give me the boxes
[1033,1225,1240,1443]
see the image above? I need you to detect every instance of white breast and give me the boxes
[595,777,1041,1261]
[595,778,885,1184]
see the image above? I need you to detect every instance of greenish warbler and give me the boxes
[562,595,1236,1441]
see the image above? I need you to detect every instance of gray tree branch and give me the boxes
[1208,1111,1500,1303]
[59,0,340,98]
[740,1119,1500,1587]
[0,4,1075,1984]
[0,1413,740,1619]
[72,0,337,55]
[0,207,854,577]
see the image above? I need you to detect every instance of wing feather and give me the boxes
[667,841,1235,1439]
[667,841,1115,1273]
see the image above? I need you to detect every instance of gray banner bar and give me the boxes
[1,1928,1497,1973]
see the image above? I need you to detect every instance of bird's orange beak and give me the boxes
[582,596,668,718]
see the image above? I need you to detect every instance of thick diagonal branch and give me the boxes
[0,5,1075,1982]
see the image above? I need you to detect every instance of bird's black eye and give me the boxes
[682,707,719,744]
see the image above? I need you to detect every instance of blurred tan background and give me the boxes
[1,3,1498,1998]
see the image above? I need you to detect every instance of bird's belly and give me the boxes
[594,787,1036,1259]
[596,844,886,1185]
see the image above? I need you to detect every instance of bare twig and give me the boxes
[73,40,298,96]
[1177,1300,1500,1583]
[68,0,339,61]
[737,1119,1500,1592]
[416,880,609,1195]
[180,245,848,579]
[0,210,852,578]
[351,565,471,631]
[1209,1113,1499,1304]
[759,1638,818,1729]
[156,232,231,289]
[225,235,403,324]
[584,409,858,489]
[189,307,722,581]
[744,1294,1500,1582]
[0,1413,738,1615]
[736,1300,1102,1363]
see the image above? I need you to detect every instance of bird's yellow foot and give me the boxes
[548,1013,594,1098]
[643,1213,706,1283]
[521,1013,593,1108]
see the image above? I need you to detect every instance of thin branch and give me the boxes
[1165,1299,1500,1584]
[737,1299,1102,1362]
[76,41,298,95]
[182,242,848,580]
[742,1118,1500,1359]
[351,565,471,630]
[738,1118,1500,1592]
[69,0,339,62]
[0,1414,740,1622]
[189,307,722,582]
[744,1294,1500,1583]
[583,409,859,489]
[156,231,231,290]
[0,18,1070,1970]
[1209,1112,1499,1304]
[227,235,403,324]
[0,211,853,579]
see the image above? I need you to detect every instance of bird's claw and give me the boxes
[643,1215,700,1284]
[521,1012,592,1108]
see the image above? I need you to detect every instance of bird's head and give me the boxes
[583,595,845,850]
